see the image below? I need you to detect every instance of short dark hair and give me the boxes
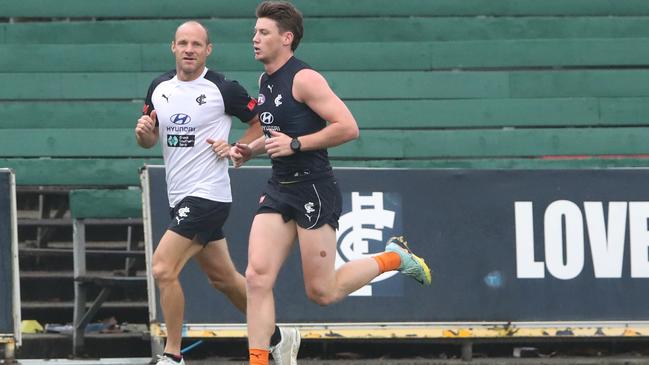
[256,1,303,51]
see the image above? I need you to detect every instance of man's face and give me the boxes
[252,17,289,63]
[172,23,212,79]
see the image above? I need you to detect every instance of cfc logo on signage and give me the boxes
[335,192,403,296]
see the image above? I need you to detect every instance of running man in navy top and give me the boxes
[231,3,432,365]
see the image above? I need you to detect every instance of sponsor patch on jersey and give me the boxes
[247,97,258,111]
[167,134,195,147]
[257,94,266,105]
[170,113,192,125]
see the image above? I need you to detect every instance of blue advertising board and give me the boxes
[142,166,649,337]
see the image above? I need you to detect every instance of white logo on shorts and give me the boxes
[176,206,190,224]
[304,202,315,222]
[304,202,315,213]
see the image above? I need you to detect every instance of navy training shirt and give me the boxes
[255,57,333,182]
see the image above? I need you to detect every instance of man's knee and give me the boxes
[152,260,177,285]
[305,285,338,306]
[245,265,273,293]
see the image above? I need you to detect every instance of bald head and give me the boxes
[171,20,213,81]
[175,20,211,45]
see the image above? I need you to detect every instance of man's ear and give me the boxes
[282,31,294,48]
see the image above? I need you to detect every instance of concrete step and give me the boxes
[20,270,147,278]
[17,332,151,359]
[18,225,144,247]
[21,301,148,325]
[19,248,147,271]
[20,271,147,302]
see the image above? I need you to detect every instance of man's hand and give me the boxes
[265,130,294,158]
[206,138,231,159]
[135,110,158,148]
[230,142,253,168]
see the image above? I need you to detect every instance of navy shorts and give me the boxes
[256,177,342,230]
[168,196,231,245]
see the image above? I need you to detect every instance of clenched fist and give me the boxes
[135,110,159,148]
